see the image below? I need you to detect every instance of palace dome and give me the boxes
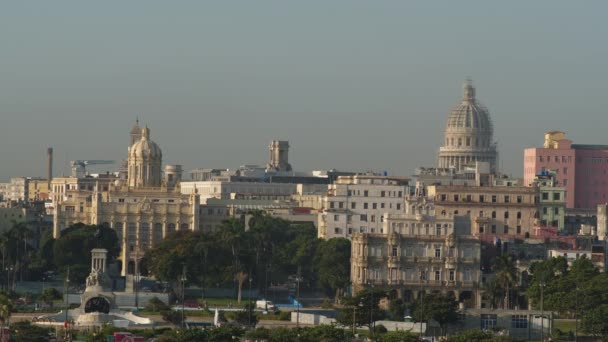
[130,126,162,160]
[445,80,493,134]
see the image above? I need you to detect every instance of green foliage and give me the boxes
[39,287,62,308]
[144,213,350,298]
[314,238,351,297]
[0,293,12,325]
[377,330,420,342]
[411,292,459,328]
[492,254,518,309]
[233,302,258,327]
[444,328,521,342]
[53,224,119,283]
[9,321,53,342]
[156,328,211,342]
[336,288,387,330]
[162,309,186,326]
[144,297,170,312]
[581,304,608,337]
[388,298,407,321]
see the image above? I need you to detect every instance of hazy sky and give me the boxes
[1,1,607,182]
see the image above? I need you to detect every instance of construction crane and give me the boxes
[70,160,115,178]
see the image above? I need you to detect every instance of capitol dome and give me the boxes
[129,127,162,160]
[445,81,493,134]
[128,126,162,188]
[437,80,498,172]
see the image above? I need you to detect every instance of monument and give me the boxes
[37,249,154,328]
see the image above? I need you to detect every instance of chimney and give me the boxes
[47,147,53,186]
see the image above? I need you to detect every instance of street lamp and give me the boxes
[180,267,187,329]
[369,281,375,340]
[352,300,364,335]
[5,266,13,291]
[248,277,253,326]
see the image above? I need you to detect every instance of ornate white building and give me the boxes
[437,80,498,173]
[52,121,199,276]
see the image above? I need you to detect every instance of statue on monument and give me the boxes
[86,269,99,288]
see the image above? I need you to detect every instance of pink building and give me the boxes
[524,131,608,209]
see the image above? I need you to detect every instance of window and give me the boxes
[542,192,549,200]
[553,193,560,201]
[504,196,510,203]
[334,228,340,234]
[481,314,497,330]
[504,225,509,234]
[381,191,386,197]
[372,203,377,209]
[491,225,496,234]
[398,191,402,197]
[118,198,125,203]
[449,270,455,281]
[466,137,471,146]
[479,195,485,202]
[435,248,441,258]
[381,203,385,209]
[554,207,559,214]
[517,195,522,203]
[491,211,496,218]
[436,225,442,235]
[338,202,344,209]
[334,215,339,222]
[454,194,459,201]
[371,215,375,222]
[330,202,335,209]
[517,225,521,234]
[517,211,521,219]
[479,211,484,217]
[504,212,509,219]
[392,247,398,257]
[397,203,401,210]
[364,190,369,197]
[563,167,568,175]
[435,270,440,281]
[543,207,548,215]
[492,195,497,203]
[364,203,368,209]
[351,202,356,209]
[360,214,367,222]
[511,315,528,329]
[563,179,568,186]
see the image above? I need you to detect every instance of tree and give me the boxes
[9,321,53,342]
[233,302,258,327]
[492,255,518,309]
[581,304,608,338]
[0,294,12,326]
[53,224,119,283]
[411,292,458,335]
[377,330,419,342]
[336,288,386,332]
[313,238,351,300]
[39,287,62,309]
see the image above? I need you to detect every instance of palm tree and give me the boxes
[0,294,13,326]
[493,255,518,309]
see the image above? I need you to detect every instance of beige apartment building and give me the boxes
[351,214,481,307]
[428,184,539,237]
[318,175,409,239]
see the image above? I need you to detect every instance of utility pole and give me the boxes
[540,280,545,342]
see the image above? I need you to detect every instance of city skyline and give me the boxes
[2,1,608,181]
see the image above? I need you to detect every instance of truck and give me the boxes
[255,299,276,311]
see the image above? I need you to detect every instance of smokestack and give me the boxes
[47,147,53,186]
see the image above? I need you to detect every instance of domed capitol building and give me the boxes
[437,80,498,173]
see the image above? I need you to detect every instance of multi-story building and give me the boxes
[437,80,498,173]
[524,131,608,209]
[531,171,566,230]
[428,184,539,237]
[351,217,481,307]
[7,177,50,203]
[597,203,608,241]
[317,175,409,239]
[53,123,199,276]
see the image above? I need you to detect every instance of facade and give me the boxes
[428,184,539,237]
[524,131,608,209]
[180,180,299,203]
[7,177,50,203]
[351,224,481,307]
[318,175,409,239]
[53,123,200,276]
[598,203,608,241]
[531,171,566,230]
[548,247,606,271]
[437,80,498,173]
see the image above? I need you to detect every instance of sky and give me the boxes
[1,1,607,181]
